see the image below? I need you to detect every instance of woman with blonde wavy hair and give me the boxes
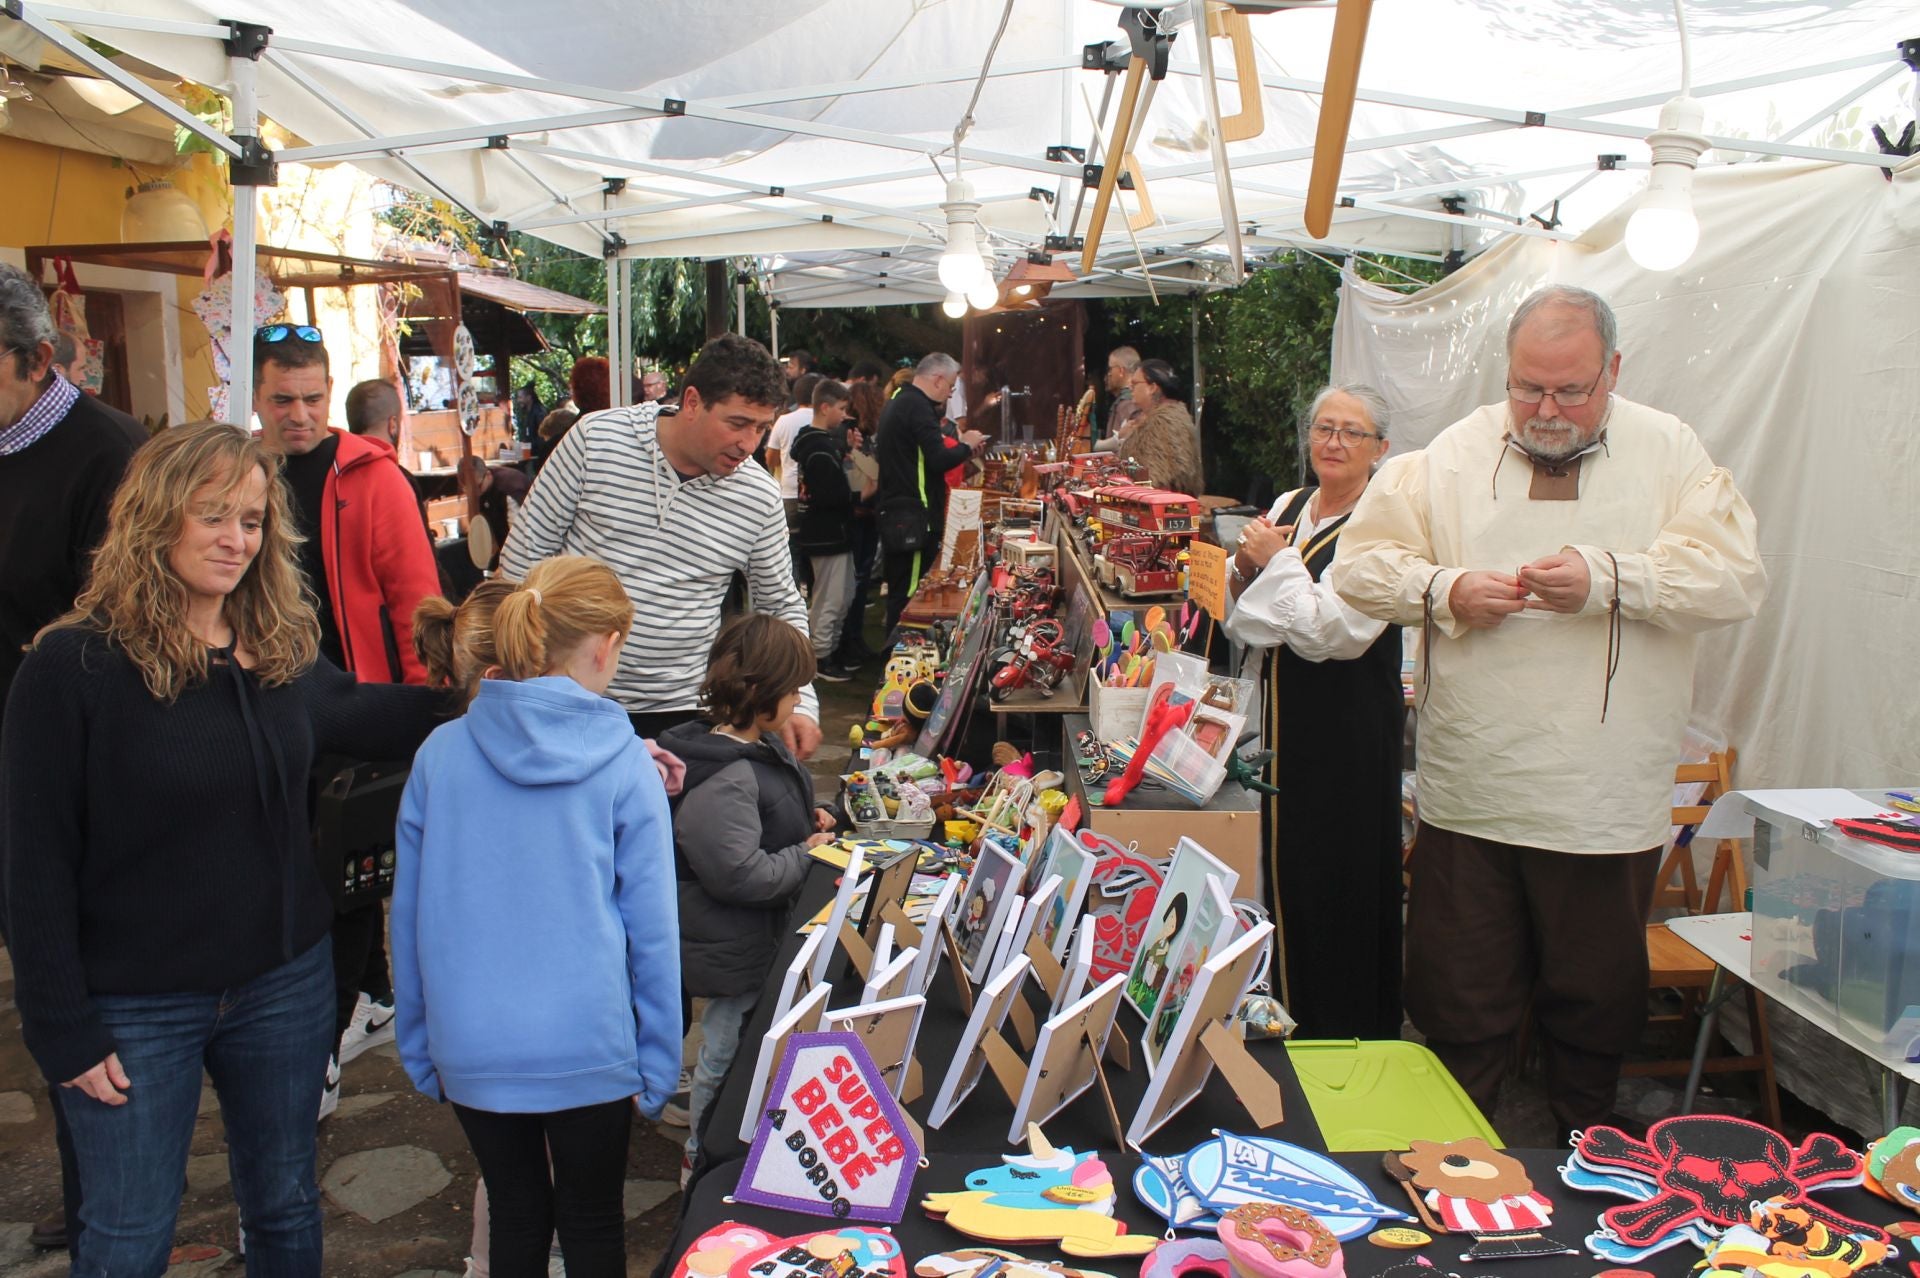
[0,421,445,1278]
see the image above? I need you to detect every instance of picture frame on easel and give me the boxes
[736,981,833,1143]
[1006,971,1129,1144]
[926,956,1031,1129]
[1125,919,1281,1147]
[1142,876,1236,1071]
[1124,837,1238,1023]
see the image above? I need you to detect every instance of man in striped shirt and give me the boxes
[501,333,823,759]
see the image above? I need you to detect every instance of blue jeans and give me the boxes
[684,992,757,1159]
[59,938,335,1278]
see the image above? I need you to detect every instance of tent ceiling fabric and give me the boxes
[22,1,1917,304]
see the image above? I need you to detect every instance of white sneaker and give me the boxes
[338,993,397,1064]
[318,1053,340,1122]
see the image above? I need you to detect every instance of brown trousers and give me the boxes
[1405,824,1660,1133]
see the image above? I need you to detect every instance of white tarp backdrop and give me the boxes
[1333,154,1920,793]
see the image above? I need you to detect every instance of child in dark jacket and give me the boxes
[657,614,834,1178]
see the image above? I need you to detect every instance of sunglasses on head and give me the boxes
[256,324,324,345]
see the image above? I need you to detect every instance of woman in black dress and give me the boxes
[1222,384,1405,1040]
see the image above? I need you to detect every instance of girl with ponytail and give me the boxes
[391,556,679,1278]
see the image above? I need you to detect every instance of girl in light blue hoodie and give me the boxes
[392,556,678,1278]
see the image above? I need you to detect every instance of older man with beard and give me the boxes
[1330,284,1767,1138]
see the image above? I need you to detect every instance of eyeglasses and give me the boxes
[256,324,324,345]
[1506,367,1606,407]
[1308,424,1379,446]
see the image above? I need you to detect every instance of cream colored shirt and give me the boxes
[1328,396,1766,854]
[1224,488,1389,662]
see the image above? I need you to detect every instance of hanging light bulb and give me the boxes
[966,277,999,312]
[936,176,987,292]
[1625,95,1707,272]
[942,291,968,319]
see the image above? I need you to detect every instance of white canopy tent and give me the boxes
[6,1,1915,407]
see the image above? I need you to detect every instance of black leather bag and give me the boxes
[877,494,929,554]
[313,759,410,910]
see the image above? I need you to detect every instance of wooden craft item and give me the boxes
[1026,934,1068,998]
[863,945,919,1005]
[1125,839,1238,1025]
[1126,919,1273,1147]
[769,927,827,1030]
[809,843,870,990]
[860,846,921,945]
[943,916,976,1016]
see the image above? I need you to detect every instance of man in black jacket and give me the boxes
[790,379,863,681]
[0,260,144,1259]
[874,352,984,633]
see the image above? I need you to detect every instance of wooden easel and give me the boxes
[1198,1020,1286,1127]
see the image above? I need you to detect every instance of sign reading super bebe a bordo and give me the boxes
[735,1031,921,1224]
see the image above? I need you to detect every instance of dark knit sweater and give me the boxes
[0,626,446,1084]
[0,392,144,727]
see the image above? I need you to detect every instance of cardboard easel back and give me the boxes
[982,1029,1028,1103]
[943,920,975,1016]
[1025,936,1067,996]
[840,920,876,982]
[1199,1019,1285,1128]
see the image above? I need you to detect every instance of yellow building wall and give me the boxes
[1,136,229,421]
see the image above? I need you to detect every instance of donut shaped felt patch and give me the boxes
[1216,1203,1343,1278]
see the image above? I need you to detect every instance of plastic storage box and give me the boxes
[1286,1039,1501,1152]
[1746,791,1920,1065]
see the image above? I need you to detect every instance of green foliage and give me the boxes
[1090,251,1440,502]
[171,81,229,159]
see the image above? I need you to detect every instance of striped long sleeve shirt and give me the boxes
[499,403,819,722]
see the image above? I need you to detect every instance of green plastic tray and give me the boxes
[1286,1039,1502,1152]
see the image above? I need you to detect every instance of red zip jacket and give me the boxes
[315,429,439,684]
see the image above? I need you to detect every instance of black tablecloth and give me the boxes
[662,1146,1914,1278]
[694,860,1323,1176]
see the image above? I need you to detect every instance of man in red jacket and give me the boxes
[253,324,441,1121]
[253,326,438,684]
